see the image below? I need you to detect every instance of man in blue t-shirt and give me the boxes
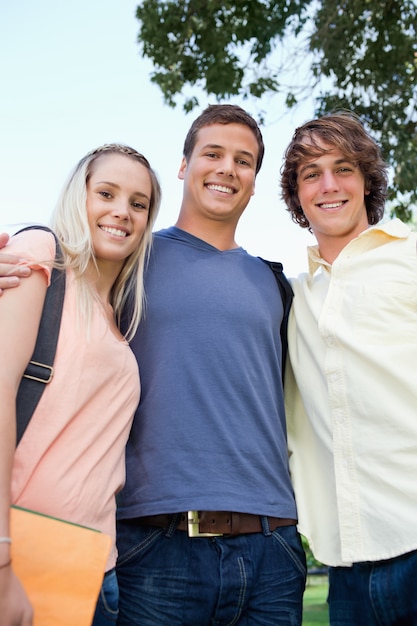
[0,105,306,625]
[116,104,305,625]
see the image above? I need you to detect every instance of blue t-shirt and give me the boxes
[117,227,297,519]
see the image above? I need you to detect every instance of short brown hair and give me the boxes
[183,104,265,174]
[281,112,388,229]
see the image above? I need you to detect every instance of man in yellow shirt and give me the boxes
[281,112,417,625]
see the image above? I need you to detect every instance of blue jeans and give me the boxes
[328,548,417,625]
[116,517,306,625]
[92,568,119,626]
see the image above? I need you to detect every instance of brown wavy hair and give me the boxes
[280,112,388,229]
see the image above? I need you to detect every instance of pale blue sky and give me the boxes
[0,0,315,275]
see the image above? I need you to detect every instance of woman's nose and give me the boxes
[111,199,130,219]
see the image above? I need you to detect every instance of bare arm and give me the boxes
[0,267,48,624]
[0,234,32,296]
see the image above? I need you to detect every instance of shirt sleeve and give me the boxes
[7,229,56,286]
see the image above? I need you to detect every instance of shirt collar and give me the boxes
[306,219,411,275]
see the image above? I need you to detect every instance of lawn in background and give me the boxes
[303,575,329,625]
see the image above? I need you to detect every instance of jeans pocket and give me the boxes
[272,526,307,576]
[116,519,165,566]
[92,569,119,626]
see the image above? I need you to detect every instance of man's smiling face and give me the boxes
[178,122,258,227]
[296,139,370,256]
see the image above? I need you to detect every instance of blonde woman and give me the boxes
[0,144,161,625]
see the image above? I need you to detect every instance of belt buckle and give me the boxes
[187,511,223,537]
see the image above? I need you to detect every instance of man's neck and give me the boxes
[316,226,369,265]
[174,216,239,251]
[317,240,348,265]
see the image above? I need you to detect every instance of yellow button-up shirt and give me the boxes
[286,219,417,566]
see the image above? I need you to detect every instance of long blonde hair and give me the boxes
[50,144,161,340]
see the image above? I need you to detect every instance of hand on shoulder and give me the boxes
[0,233,31,295]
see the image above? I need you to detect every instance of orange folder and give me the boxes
[10,505,112,626]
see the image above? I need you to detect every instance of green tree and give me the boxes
[302,535,326,572]
[136,0,417,220]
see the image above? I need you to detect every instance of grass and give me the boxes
[302,576,329,625]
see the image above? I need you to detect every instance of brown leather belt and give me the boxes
[138,511,297,537]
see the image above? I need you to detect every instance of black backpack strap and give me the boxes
[259,258,294,382]
[14,226,66,445]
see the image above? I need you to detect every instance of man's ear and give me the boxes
[178,156,187,180]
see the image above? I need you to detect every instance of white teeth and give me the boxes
[207,184,233,194]
[101,226,127,237]
[320,202,344,209]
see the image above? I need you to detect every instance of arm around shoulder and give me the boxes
[0,231,32,295]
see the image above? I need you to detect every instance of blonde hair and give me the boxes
[50,144,161,340]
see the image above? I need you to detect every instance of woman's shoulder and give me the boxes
[8,226,57,261]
